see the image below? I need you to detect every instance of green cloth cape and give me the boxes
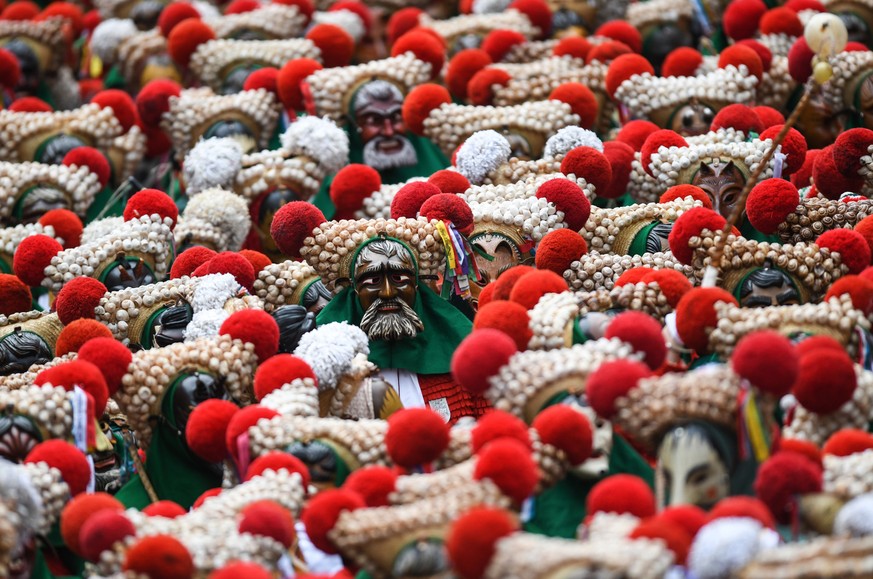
[115,381,222,510]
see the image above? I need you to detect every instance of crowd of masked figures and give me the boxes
[7,0,873,577]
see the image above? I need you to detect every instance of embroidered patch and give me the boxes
[428,397,451,422]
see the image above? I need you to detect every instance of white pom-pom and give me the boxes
[183,188,251,251]
[183,138,243,196]
[835,494,873,537]
[311,10,365,43]
[455,130,512,185]
[544,126,604,158]
[294,322,369,391]
[90,19,138,64]
[688,518,767,579]
[190,273,242,313]
[184,309,229,341]
[472,0,512,13]
[281,116,350,174]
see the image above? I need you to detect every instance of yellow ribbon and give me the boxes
[744,389,770,463]
[435,221,457,270]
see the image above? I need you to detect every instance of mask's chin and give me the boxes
[572,454,610,479]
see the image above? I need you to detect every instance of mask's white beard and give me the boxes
[360,297,424,341]
[362,135,418,170]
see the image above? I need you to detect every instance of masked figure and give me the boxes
[738,264,801,309]
[657,422,732,509]
[692,160,745,221]
[353,80,419,172]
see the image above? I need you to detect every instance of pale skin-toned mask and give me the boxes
[656,424,730,510]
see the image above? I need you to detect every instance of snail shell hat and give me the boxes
[563,249,693,293]
[0,311,64,366]
[209,3,310,39]
[0,161,103,225]
[253,259,323,312]
[821,49,873,115]
[421,9,541,49]
[0,18,67,77]
[0,383,84,451]
[115,28,179,91]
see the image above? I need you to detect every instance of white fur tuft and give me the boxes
[281,116,350,174]
[183,138,244,196]
[688,518,768,579]
[312,10,365,43]
[90,19,138,64]
[455,130,512,185]
[544,126,603,157]
[294,322,369,391]
[183,188,251,251]
[835,494,873,537]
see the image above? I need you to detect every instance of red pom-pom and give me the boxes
[225,405,279,461]
[668,207,727,265]
[508,269,568,309]
[123,535,194,579]
[600,139,634,199]
[477,283,496,308]
[272,0,314,22]
[25,440,91,496]
[167,18,214,69]
[539,175,594,229]
[330,164,381,218]
[708,496,775,529]
[243,67,278,95]
[342,466,398,507]
[825,275,873,316]
[171,246,216,279]
[755,452,822,524]
[474,438,539,503]
[79,510,135,562]
[722,0,767,40]
[55,319,113,358]
[605,53,654,99]
[471,410,531,452]
[675,287,738,354]
[137,79,182,128]
[200,252,255,292]
[452,329,517,396]
[760,125,807,176]
[630,518,693,565]
[615,267,654,286]
[640,129,687,176]
[36,358,109,413]
[788,37,815,83]
[13,234,62,286]
[785,0,825,11]
[239,500,296,548]
[54,277,107,324]
[142,123,173,157]
[473,300,532,350]
[834,128,873,174]
[736,39,773,73]
[38,208,83,248]
[595,19,642,53]
[392,29,445,79]
[605,311,667,370]
[480,29,526,62]
[0,47,20,91]
[245,452,310,487]
[553,36,591,60]
[658,505,708,538]
[36,2,84,36]
[642,269,693,308]
[795,335,845,357]
[277,58,322,112]
[224,0,260,13]
[791,148,819,189]
[532,404,592,465]
[817,228,871,274]
[616,119,660,152]
[759,6,803,36]
[660,184,713,208]
[1,1,39,20]
[61,493,124,557]
[390,181,441,219]
[306,23,354,68]
[124,188,178,227]
[731,330,798,397]
[92,90,138,133]
[745,178,799,234]
[778,438,822,466]
[587,41,633,65]
[157,2,200,37]
[270,201,325,259]
[587,359,651,419]
[710,103,762,135]
[402,83,451,134]
[208,563,272,579]
[823,428,873,457]
[662,47,703,77]
[535,229,587,274]
[254,354,316,400]
[239,249,271,276]
[77,337,132,397]
[549,82,598,129]
[63,147,111,189]
[491,265,534,300]
[587,474,656,518]
[793,348,857,414]
[301,490,365,554]
[143,501,186,518]
[466,67,511,106]
[446,507,518,579]
[428,170,470,194]
[0,273,31,316]
[186,399,239,463]
[420,193,474,235]
[193,488,222,508]
[8,96,52,112]
[508,0,552,38]
[813,145,865,200]
[752,106,785,129]
[219,309,279,361]
[386,7,423,46]
[446,49,492,100]
[718,43,764,81]
[857,216,873,258]
[386,408,450,467]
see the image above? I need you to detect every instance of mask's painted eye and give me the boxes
[360,275,380,287]
[99,257,157,292]
[391,273,412,284]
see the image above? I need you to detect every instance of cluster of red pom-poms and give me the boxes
[186,399,239,463]
[219,309,280,362]
[667,207,727,265]
[253,354,317,400]
[537,177,593,230]
[587,359,651,419]
[473,300,532,350]
[124,188,179,227]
